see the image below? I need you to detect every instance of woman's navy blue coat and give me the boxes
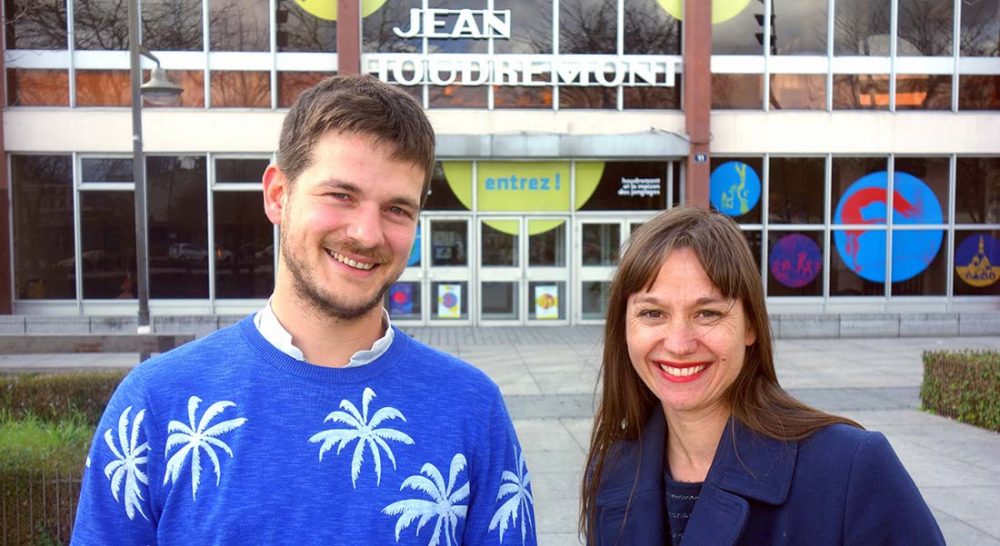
[593,410,945,545]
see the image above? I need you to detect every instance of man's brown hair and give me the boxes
[277,75,436,206]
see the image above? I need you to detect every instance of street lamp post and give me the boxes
[129,0,182,360]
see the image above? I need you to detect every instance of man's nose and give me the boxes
[345,203,385,249]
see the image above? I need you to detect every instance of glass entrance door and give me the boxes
[427,217,472,324]
[477,216,570,325]
[576,217,650,323]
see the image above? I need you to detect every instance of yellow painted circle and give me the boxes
[656,0,752,24]
[293,0,388,21]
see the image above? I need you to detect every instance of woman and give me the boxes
[580,207,944,545]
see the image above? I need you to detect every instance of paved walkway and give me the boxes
[3,328,999,545]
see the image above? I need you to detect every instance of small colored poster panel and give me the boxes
[534,285,559,320]
[955,233,999,289]
[388,283,413,315]
[437,284,462,319]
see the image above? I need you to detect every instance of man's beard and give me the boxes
[280,230,395,321]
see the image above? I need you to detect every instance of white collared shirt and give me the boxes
[253,299,394,367]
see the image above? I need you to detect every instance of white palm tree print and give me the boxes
[102,406,150,521]
[308,387,414,487]
[488,446,535,544]
[383,453,470,546]
[163,396,247,500]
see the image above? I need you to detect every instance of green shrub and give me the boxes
[0,370,126,426]
[921,350,1000,432]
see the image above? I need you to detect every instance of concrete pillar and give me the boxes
[337,0,361,75]
[683,0,711,208]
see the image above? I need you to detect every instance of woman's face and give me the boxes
[625,247,756,422]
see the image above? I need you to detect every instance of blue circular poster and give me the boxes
[770,234,822,288]
[710,161,761,217]
[954,233,999,288]
[833,171,943,283]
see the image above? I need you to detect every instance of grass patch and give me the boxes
[0,411,93,472]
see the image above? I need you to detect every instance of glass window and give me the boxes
[581,281,610,320]
[363,0,420,53]
[767,230,824,296]
[528,281,565,320]
[528,221,567,267]
[960,0,999,57]
[769,74,826,110]
[496,0,552,54]
[82,158,132,183]
[387,281,422,320]
[427,0,487,54]
[5,0,67,49]
[834,0,890,56]
[12,155,75,300]
[773,0,827,55]
[832,74,889,109]
[80,191,136,299]
[559,0,616,54]
[895,74,951,110]
[958,76,1000,110]
[832,156,888,225]
[623,82,681,109]
[276,0,336,52]
[426,163,471,211]
[214,191,273,298]
[898,0,952,56]
[74,0,128,50]
[211,71,271,108]
[894,157,949,223]
[482,282,519,320]
[579,161,667,211]
[559,86,616,109]
[481,221,519,267]
[624,0,680,55]
[581,224,620,266]
[709,157,764,223]
[891,229,946,295]
[953,230,1000,296]
[431,281,468,319]
[216,158,269,184]
[147,155,209,298]
[211,0,269,51]
[76,70,131,107]
[743,229,763,269]
[768,157,825,224]
[141,0,203,50]
[955,158,1000,224]
[830,229,886,296]
[278,72,329,107]
[430,220,468,266]
[494,84,553,108]
[428,83,488,109]
[711,74,762,109]
[711,2,762,55]
[143,70,205,108]
[7,69,69,106]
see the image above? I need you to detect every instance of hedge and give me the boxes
[921,350,1000,432]
[0,370,126,426]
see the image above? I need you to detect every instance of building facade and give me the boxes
[2,0,998,328]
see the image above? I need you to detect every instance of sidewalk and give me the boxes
[3,328,999,545]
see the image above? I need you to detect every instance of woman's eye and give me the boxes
[637,309,663,319]
[695,309,723,320]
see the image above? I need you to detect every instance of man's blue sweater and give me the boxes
[72,316,537,545]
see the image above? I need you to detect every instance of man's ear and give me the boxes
[262,164,288,226]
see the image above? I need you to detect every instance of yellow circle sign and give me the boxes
[293,0,388,21]
[656,0,752,24]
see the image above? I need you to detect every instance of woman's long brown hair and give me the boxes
[579,207,860,543]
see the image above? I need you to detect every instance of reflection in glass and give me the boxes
[895,74,951,110]
[430,220,468,266]
[7,69,69,106]
[12,155,75,299]
[528,221,566,267]
[428,82,488,109]
[482,282,518,320]
[898,0,952,56]
[953,230,1000,296]
[580,161,667,211]
[141,0,203,51]
[711,2,762,55]
[830,230,886,296]
[363,0,419,53]
[711,74,762,109]
[891,229,946,296]
[624,83,681,109]
[148,156,208,298]
[768,157,825,224]
[494,83,553,108]
[5,0,67,49]
[769,74,825,110]
[834,0,889,56]
[278,72,329,107]
[559,0,616,54]
[560,85,616,109]
[960,0,1000,57]
[528,281,565,320]
[582,224,620,266]
[83,158,132,183]
[211,71,270,108]
[481,221,519,267]
[76,70,130,107]
[428,0,486,54]
[894,157,950,223]
[211,0,268,51]
[743,230,762,269]
[959,76,1000,110]
[767,231,824,297]
[216,158,270,184]
[832,74,890,109]
[581,281,610,320]
[80,191,136,299]
[831,157,887,224]
[624,0,680,54]
[495,0,552,54]
[214,191,273,298]
[955,158,1000,224]
[387,282,422,320]
[277,0,335,52]
[74,0,127,49]
[772,0,827,55]
[432,281,468,319]
[425,163,469,211]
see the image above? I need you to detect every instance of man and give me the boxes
[72,75,537,545]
